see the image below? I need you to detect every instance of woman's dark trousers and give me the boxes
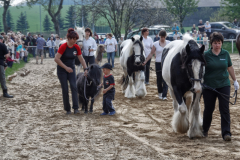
[202,86,231,139]
[155,62,168,97]
[57,67,79,111]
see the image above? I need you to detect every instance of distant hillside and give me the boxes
[0,4,107,33]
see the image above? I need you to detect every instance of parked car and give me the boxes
[209,21,240,39]
[126,25,182,41]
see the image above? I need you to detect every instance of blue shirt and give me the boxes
[36,38,46,49]
[154,37,160,42]
[172,26,179,34]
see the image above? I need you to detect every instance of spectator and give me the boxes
[172,23,179,34]
[32,35,37,57]
[191,24,196,33]
[23,45,28,63]
[47,34,55,41]
[36,35,46,64]
[198,19,205,35]
[0,35,13,98]
[105,33,117,68]
[173,32,179,40]
[203,33,209,51]
[154,34,160,42]
[55,36,61,53]
[128,27,132,33]
[192,33,197,41]
[94,32,99,44]
[6,51,17,68]
[99,36,105,44]
[197,34,203,46]
[26,32,32,46]
[205,21,211,37]
[47,37,56,58]
[233,19,238,27]
[118,37,124,45]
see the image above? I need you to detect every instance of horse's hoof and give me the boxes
[89,110,93,113]
[84,111,88,114]
[81,108,84,111]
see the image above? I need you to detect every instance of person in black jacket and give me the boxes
[0,35,13,98]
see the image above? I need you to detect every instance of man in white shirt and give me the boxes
[47,37,55,58]
[104,33,117,68]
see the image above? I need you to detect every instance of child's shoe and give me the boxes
[109,111,116,116]
[100,112,108,115]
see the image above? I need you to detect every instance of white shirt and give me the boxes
[142,36,153,57]
[82,37,97,56]
[47,40,56,48]
[54,39,61,49]
[153,40,170,62]
[205,24,211,32]
[105,38,117,53]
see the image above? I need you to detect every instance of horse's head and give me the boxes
[236,34,240,55]
[75,26,85,46]
[87,64,102,86]
[182,40,206,93]
[131,36,144,66]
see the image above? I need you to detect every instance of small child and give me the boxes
[99,63,116,116]
[23,46,28,63]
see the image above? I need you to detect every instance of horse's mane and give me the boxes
[88,64,103,86]
[181,34,205,69]
[236,34,240,55]
[121,35,143,57]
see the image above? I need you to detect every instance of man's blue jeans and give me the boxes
[49,48,54,58]
[107,52,115,68]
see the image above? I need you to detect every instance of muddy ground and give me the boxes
[1,56,240,160]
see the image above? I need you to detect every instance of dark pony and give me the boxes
[95,44,106,64]
[76,64,102,113]
[236,34,240,55]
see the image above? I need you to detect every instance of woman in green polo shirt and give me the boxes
[202,32,239,141]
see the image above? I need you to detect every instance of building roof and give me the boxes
[153,0,221,8]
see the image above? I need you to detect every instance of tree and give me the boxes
[221,0,240,22]
[0,20,3,32]
[64,5,75,29]
[16,12,29,34]
[87,0,157,41]
[161,0,199,30]
[6,10,15,31]
[0,0,25,33]
[27,0,64,36]
[43,15,52,31]
[57,13,64,30]
[210,8,230,22]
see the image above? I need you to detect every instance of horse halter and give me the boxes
[133,40,144,65]
[186,59,205,92]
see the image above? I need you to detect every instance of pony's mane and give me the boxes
[88,64,102,85]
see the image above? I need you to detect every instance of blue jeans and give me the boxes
[32,47,36,57]
[23,56,28,63]
[107,52,115,68]
[49,48,54,58]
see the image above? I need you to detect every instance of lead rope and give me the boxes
[202,84,237,105]
[83,76,102,101]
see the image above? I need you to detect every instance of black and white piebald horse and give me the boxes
[76,64,102,113]
[120,35,147,98]
[162,34,206,138]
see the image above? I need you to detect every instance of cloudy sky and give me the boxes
[11,0,25,6]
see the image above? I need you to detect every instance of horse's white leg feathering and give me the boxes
[187,93,203,138]
[125,76,136,98]
[172,101,189,134]
[135,71,147,97]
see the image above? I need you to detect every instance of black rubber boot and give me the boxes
[3,90,13,98]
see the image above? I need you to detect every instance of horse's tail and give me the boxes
[119,74,129,91]
[236,34,240,55]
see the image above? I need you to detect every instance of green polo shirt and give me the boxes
[203,49,232,89]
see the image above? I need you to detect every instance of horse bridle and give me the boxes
[186,59,205,92]
[133,40,145,65]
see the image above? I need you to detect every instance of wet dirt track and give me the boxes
[1,56,240,159]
